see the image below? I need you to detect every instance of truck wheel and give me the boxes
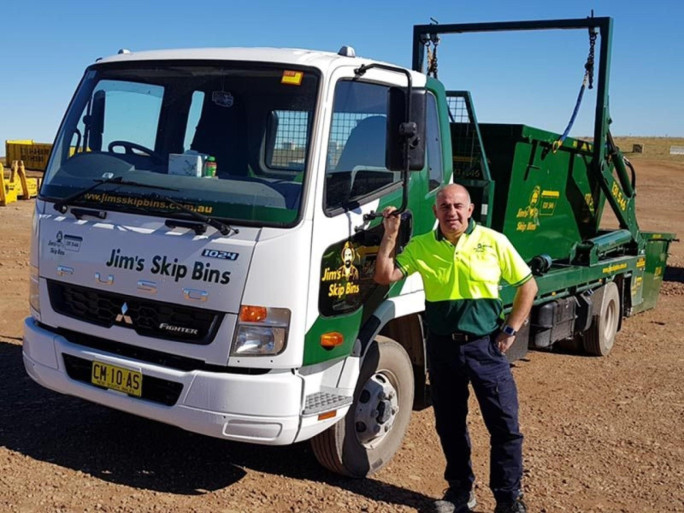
[583,281,620,356]
[310,335,414,477]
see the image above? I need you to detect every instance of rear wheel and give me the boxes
[310,335,414,477]
[584,281,620,356]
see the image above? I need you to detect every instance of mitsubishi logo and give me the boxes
[115,302,133,325]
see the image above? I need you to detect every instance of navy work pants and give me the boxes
[426,332,523,503]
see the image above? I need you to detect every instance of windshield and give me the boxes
[42,61,319,226]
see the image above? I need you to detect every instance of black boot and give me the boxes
[433,488,477,513]
[494,495,527,513]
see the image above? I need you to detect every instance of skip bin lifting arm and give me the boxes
[413,17,643,249]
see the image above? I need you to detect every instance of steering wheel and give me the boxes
[108,140,164,164]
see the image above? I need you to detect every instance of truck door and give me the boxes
[306,77,408,365]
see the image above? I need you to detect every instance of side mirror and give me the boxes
[386,87,426,171]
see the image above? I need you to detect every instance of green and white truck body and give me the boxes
[23,18,675,477]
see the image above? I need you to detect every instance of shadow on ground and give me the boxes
[664,264,683,283]
[0,341,432,511]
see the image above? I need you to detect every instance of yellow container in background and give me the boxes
[5,140,53,171]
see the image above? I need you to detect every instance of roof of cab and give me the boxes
[93,47,426,83]
[98,47,360,68]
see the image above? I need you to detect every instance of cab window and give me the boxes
[325,81,400,212]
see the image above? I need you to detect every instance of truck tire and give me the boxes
[310,335,415,477]
[583,281,620,356]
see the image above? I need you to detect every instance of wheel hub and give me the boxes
[354,372,400,446]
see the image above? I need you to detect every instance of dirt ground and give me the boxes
[0,159,682,513]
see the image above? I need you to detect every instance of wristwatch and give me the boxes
[501,324,517,337]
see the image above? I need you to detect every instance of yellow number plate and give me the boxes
[91,361,142,397]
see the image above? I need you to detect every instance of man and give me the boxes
[374,184,538,513]
[338,241,360,281]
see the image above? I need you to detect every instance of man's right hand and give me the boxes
[381,206,401,237]
[374,206,405,285]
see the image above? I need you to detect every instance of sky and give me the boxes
[1,0,682,155]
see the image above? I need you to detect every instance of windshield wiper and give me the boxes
[152,193,238,237]
[53,175,179,213]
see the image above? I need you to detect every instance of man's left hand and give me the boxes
[495,332,516,354]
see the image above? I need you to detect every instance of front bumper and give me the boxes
[22,317,311,445]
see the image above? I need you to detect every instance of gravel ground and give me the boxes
[0,159,682,513]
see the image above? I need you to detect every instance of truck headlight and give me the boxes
[29,265,40,315]
[231,306,290,356]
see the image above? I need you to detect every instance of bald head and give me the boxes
[436,184,471,205]
[433,184,474,243]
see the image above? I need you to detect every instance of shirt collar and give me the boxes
[435,218,476,241]
[465,217,476,234]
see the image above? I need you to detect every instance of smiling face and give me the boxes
[433,184,474,242]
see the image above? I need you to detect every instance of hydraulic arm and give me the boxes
[412,16,642,250]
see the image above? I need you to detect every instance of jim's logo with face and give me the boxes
[338,241,359,281]
[321,241,361,299]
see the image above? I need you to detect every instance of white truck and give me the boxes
[23,44,433,477]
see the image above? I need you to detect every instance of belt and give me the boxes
[450,332,477,343]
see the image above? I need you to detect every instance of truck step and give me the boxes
[303,389,353,416]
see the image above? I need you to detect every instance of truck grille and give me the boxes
[62,354,183,406]
[47,280,222,344]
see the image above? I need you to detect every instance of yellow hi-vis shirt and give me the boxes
[395,219,532,336]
